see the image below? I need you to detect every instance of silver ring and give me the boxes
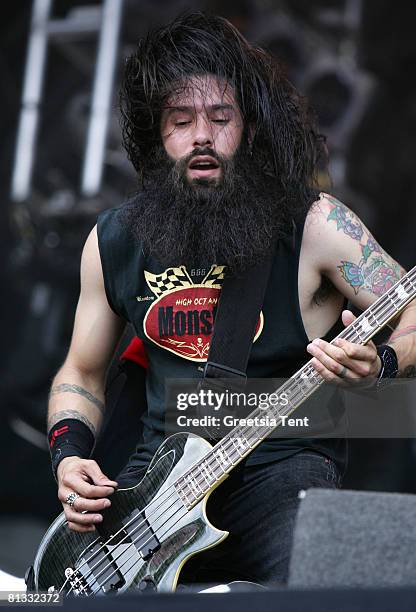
[65,492,79,508]
[339,366,348,379]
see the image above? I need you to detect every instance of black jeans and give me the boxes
[180,451,341,586]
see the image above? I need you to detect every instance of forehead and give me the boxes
[165,74,238,110]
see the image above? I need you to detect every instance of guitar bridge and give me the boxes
[77,542,125,594]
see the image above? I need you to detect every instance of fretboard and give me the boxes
[175,265,416,508]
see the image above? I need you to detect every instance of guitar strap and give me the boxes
[202,251,275,383]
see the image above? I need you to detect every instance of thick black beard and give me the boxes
[121,143,293,276]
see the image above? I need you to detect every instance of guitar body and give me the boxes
[34,433,228,595]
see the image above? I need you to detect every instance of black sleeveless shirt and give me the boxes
[97,203,347,473]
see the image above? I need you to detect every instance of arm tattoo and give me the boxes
[49,384,105,416]
[47,409,97,436]
[326,195,365,242]
[338,256,402,296]
[326,196,404,296]
[388,325,416,344]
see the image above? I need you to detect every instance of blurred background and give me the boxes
[1,0,416,578]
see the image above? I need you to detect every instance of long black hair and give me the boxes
[120,12,325,217]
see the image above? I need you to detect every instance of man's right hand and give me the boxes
[57,456,118,532]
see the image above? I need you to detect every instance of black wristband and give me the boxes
[376,344,399,388]
[48,418,95,480]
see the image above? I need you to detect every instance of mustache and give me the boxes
[172,147,225,173]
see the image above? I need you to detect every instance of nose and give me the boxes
[192,115,213,148]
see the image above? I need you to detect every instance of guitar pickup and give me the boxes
[123,510,161,561]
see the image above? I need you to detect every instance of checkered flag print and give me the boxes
[201,265,226,288]
[145,266,193,297]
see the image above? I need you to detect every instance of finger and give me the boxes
[67,522,97,533]
[61,477,116,499]
[58,490,111,512]
[81,461,118,488]
[332,339,378,376]
[308,344,353,382]
[341,309,356,327]
[309,356,349,386]
[307,340,359,378]
[308,339,353,369]
[314,336,377,369]
[64,507,103,526]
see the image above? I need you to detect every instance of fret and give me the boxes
[196,468,209,489]
[395,283,410,302]
[191,468,206,494]
[236,431,251,450]
[286,388,304,410]
[404,275,416,292]
[358,315,374,335]
[186,474,201,498]
[177,481,193,507]
[210,457,224,479]
[230,437,244,457]
[368,309,381,328]
[200,462,214,486]
[385,290,400,314]
[299,373,315,395]
[212,450,227,474]
[350,323,365,343]
[219,442,235,465]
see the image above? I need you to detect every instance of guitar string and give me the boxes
[71,338,378,597]
[66,280,410,595]
[60,482,179,594]
[65,282,410,595]
[177,275,416,493]
[66,496,187,596]
[68,415,275,596]
[89,504,190,595]
[88,394,326,594]
[62,270,416,593]
[181,280,406,494]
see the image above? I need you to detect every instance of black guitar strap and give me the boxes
[203,252,274,382]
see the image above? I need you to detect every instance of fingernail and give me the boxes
[94,515,103,522]
[103,500,111,508]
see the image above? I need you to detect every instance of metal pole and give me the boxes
[10,0,52,202]
[81,0,123,197]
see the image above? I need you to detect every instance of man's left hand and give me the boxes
[306,310,381,385]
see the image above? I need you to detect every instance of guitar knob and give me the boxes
[138,576,156,592]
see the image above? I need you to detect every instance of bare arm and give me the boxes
[49,225,125,531]
[303,193,416,381]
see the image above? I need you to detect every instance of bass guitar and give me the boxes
[32,266,416,596]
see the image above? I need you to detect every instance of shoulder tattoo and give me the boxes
[325,195,403,296]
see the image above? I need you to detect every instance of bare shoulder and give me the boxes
[303,192,352,244]
[80,225,104,290]
[303,192,375,269]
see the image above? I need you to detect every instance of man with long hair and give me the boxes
[46,13,416,585]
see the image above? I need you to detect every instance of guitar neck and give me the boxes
[175,265,416,508]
